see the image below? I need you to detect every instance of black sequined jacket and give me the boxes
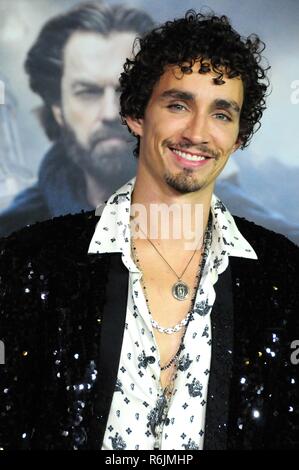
[0,211,298,450]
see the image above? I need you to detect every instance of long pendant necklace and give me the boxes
[130,214,212,336]
[132,224,203,301]
[132,237,198,334]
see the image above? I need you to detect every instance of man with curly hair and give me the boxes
[0,10,298,451]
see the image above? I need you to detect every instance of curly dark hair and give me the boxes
[120,9,270,157]
[24,2,154,141]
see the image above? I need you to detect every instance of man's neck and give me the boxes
[131,171,213,252]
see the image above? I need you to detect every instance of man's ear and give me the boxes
[51,104,63,127]
[232,136,243,153]
[125,115,144,137]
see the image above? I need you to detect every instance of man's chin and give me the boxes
[164,171,205,194]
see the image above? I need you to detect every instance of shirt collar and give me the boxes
[88,178,136,272]
[88,177,257,265]
[211,193,257,260]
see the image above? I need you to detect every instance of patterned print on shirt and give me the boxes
[115,378,124,394]
[194,299,212,316]
[186,378,203,397]
[108,432,127,450]
[138,350,156,369]
[178,353,193,371]
[182,438,200,450]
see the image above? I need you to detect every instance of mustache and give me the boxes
[89,122,130,149]
[165,140,220,159]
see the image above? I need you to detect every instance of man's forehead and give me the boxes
[62,31,135,80]
[153,62,244,104]
[165,60,241,81]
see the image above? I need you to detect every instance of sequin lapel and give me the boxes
[204,265,234,450]
[90,253,129,448]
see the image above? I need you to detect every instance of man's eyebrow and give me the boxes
[71,80,103,91]
[159,89,195,101]
[213,98,241,114]
[159,90,241,113]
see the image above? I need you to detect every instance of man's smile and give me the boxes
[168,146,216,169]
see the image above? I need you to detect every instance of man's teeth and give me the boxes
[172,148,208,161]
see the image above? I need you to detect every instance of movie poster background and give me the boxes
[0,0,298,243]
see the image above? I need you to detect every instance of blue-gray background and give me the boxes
[0,0,298,237]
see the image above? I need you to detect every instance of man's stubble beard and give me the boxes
[162,139,220,194]
[164,169,207,194]
[60,119,136,189]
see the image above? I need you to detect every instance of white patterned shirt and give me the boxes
[88,177,257,450]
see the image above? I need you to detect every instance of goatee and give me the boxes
[164,169,205,193]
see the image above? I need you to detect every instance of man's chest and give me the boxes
[134,246,203,327]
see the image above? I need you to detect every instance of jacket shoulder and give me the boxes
[0,210,99,260]
[0,209,105,450]
[234,215,299,265]
[232,215,299,321]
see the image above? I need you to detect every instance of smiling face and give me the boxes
[126,62,244,196]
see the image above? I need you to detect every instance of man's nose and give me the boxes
[101,86,119,122]
[182,112,210,145]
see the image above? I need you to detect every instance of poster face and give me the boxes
[0,0,298,244]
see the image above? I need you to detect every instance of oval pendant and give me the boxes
[172,281,189,301]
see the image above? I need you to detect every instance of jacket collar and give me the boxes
[89,253,129,449]
[203,264,234,449]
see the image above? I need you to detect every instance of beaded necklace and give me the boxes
[132,214,212,450]
[130,213,213,370]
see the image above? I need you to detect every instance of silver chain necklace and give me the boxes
[132,224,202,301]
[131,238,196,334]
[131,214,212,336]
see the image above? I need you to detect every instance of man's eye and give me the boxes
[167,103,187,111]
[75,89,102,97]
[214,113,232,122]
